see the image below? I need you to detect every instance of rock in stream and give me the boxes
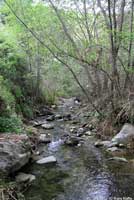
[0,135,31,175]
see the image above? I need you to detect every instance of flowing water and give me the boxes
[24,99,134,200]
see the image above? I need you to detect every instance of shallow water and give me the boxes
[24,101,134,200]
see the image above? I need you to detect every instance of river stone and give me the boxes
[84,131,92,136]
[38,134,51,143]
[55,114,63,120]
[30,121,42,127]
[94,141,102,147]
[51,104,56,109]
[46,115,55,121]
[76,128,84,137]
[16,172,36,183]
[63,113,72,120]
[41,107,54,116]
[64,136,81,146]
[41,123,54,129]
[36,156,57,164]
[108,157,128,163]
[95,140,111,148]
[107,146,119,152]
[0,141,31,175]
[112,124,134,145]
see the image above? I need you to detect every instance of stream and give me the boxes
[23,98,134,200]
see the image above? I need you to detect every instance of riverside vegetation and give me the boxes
[0,0,134,200]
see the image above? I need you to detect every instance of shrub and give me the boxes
[0,115,22,133]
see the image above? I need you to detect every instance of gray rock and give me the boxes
[36,156,57,164]
[63,113,72,120]
[55,114,63,120]
[46,115,55,121]
[118,143,125,148]
[41,107,54,116]
[51,105,56,109]
[70,126,77,133]
[41,123,54,129]
[94,140,109,147]
[0,141,31,175]
[107,147,119,152]
[112,124,134,145]
[107,157,128,163]
[106,141,118,148]
[16,172,36,183]
[64,136,81,146]
[38,134,51,143]
[84,131,92,136]
[94,141,103,147]
[76,128,84,137]
[30,120,46,127]
[95,140,111,148]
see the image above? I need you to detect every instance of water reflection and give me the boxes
[48,139,64,152]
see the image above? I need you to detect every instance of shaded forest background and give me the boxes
[0,0,134,133]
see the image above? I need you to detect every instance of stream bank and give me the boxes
[0,97,134,200]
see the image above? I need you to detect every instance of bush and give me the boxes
[0,115,22,133]
[21,104,34,119]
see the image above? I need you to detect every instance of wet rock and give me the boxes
[64,136,81,146]
[70,126,77,133]
[41,123,54,129]
[55,114,63,120]
[30,120,46,127]
[29,121,40,127]
[112,124,134,146]
[84,131,92,136]
[74,97,81,105]
[106,141,118,148]
[94,140,110,148]
[63,113,72,120]
[107,146,119,152]
[0,141,31,175]
[46,115,55,121]
[88,124,95,130]
[38,134,51,143]
[36,156,57,164]
[94,141,103,147]
[16,172,36,183]
[51,105,56,109]
[41,107,54,116]
[71,120,79,124]
[107,157,128,163]
[76,128,84,137]
[117,143,126,148]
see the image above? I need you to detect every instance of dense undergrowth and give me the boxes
[0,36,43,132]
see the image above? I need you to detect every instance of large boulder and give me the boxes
[111,124,134,146]
[0,135,31,175]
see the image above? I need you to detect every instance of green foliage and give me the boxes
[0,75,15,116]
[20,104,34,119]
[0,115,22,133]
[43,89,57,105]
